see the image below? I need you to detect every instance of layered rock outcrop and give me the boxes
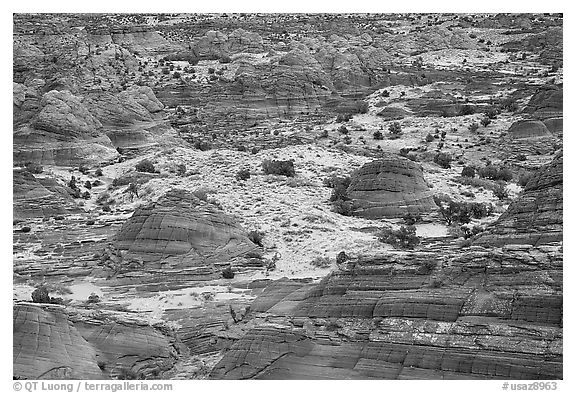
[192,29,264,58]
[13,89,119,166]
[211,245,562,379]
[507,120,553,139]
[523,85,563,120]
[114,189,257,264]
[346,156,436,219]
[476,152,563,246]
[13,170,80,220]
[13,303,182,380]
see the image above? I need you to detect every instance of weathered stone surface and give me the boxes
[13,303,183,380]
[346,156,436,219]
[476,151,562,246]
[13,170,80,219]
[114,189,257,263]
[523,85,563,120]
[507,120,552,139]
[544,117,563,135]
[13,304,104,379]
[211,246,562,380]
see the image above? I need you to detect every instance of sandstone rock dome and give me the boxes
[346,156,436,219]
[114,189,257,263]
[507,120,552,139]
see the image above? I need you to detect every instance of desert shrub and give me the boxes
[373,130,384,140]
[493,183,509,200]
[462,225,485,239]
[469,202,494,219]
[499,97,518,112]
[176,163,186,176]
[219,55,232,64]
[31,286,51,303]
[222,266,235,279]
[84,181,92,189]
[332,199,353,216]
[192,188,213,202]
[162,67,170,75]
[433,195,473,225]
[485,107,500,119]
[82,191,91,199]
[31,285,63,304]
[135,159,156,173]
[78,165,89,175]
[403,212,422,225]
[388,122,402,134]
[247,230,265,247]
[95,168,103,177]
[434,152,452,169]
[336,113,352,123]
[468,122,479,132]
[328,176,352,202]
[460,104,476,116]
[514,153,527,161]
[420,260,436,274]
[480,117,492,127]
[208,67,215,74]
[24,162,43,174]
[87,293,101,304]
[355,100,369,114]
[262,159,295,177]
[173,71,181,79]
[319,129,329,138]
[518,170,532,187]
[461,166,476,178]
[235,168,251,181]
[194,140,212,151]
[478,165,513,182]
[425,133,435,142]
[377,225,420,249]
[381,89,390,97]
[337,125,349,134]
[310,256,332,268]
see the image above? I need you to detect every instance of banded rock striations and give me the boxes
[346,156,436,219]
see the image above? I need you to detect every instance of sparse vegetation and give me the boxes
[262,159,295,177]
[135,159,156,173]
[377,225,420,249]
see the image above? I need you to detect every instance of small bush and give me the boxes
[332,199,353,216]
[247,230,265,247]
[84,180,92,189]
[336,113,352,123]
[377,225,420,249]
[135,159,156,173]
[460,105,476,116]
[78,165,89,175]
[222,266,235,279]
[478,165,513,182]
[262,159,295,177]
[425,133,435,143]
[219,55,232,64]
[468,122,479,133]
[461,166,476,178]
[95,168,103,177]
[403,212,422,225]
[388,122,402,134]
[208,67,215,74]
[493,183,509,200]
[310,256,332,268]
[480,117,492,127]
[373,130,384,140]
[235,169,251,181]
[25,162,43,174]
[518,170,532,187]
[434,152,452,169]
